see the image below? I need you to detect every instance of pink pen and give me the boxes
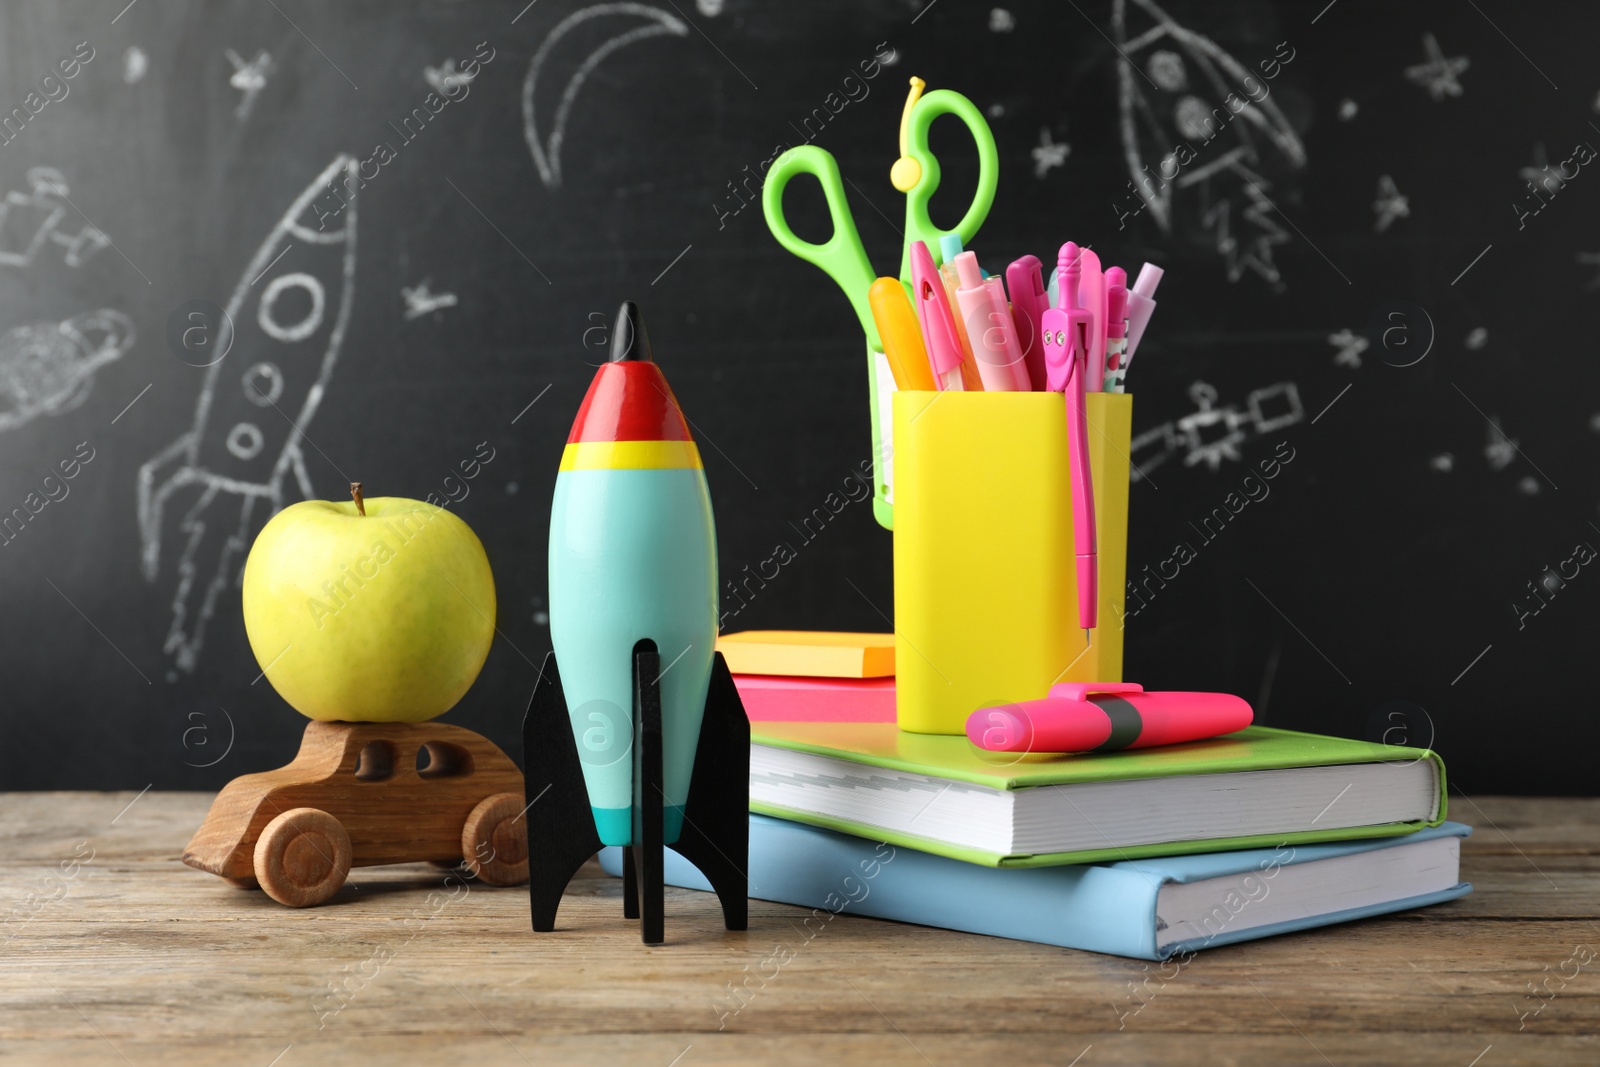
[1040,242,1097,635]
[1005,255,1049,391]
[910,240,965,392]
[1124,262,1163,367]
[1103,267,1129,392]
[953,251,1030,391]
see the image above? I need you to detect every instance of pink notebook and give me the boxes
[733,675,896,723]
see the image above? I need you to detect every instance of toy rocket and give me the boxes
[547,302,718,847]
[528,301,747,942]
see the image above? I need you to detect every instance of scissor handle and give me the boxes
[897,89,999,284]
[762,146,880,349]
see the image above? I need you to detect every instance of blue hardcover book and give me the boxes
[599,816,1472,960]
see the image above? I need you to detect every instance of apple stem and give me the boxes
[350,482,365,517]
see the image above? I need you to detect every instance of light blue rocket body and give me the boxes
[548,467,717,846]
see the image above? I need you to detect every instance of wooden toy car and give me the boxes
[183,720,529,907]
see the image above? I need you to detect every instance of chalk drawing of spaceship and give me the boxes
[0,309,135,432]
[138,154,358,675]
[0,167,113,269]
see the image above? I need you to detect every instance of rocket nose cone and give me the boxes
[609,301,653,364]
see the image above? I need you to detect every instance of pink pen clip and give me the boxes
[910,240,965,391]
[1072,247,1107,392]
[1048,682,1142,701]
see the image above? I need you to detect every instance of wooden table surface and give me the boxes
[1,792,1596,1066]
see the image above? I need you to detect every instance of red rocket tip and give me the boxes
[610,301,652,364]
[568,302,690,444]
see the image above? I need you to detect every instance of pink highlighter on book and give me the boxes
[966,683,1254,755]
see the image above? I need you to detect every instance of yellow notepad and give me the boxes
[716,631,895,678]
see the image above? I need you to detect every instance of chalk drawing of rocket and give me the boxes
[138,154,358,674]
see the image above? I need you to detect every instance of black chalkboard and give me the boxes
[0,0,1594,796]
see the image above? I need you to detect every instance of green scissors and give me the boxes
[761,77,999,528]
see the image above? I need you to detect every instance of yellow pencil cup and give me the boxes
[892,390,1133,734]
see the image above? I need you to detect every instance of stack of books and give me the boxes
[601,632,1471,960]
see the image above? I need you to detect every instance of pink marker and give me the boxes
[1005,255,1050,391]
[965,683,1255,754]
[1124,262,1163,367]
[1103,267,1129,392]
[1040,241,1097,634]
[910,240,966,392]
[953,251,1030,391]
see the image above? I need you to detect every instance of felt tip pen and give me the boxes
[868,277,937,391]
[1005,254,1050,391]
[910,240,966,391]
[937,234,983,390]
[1103,266,1129,393]
[953,251,1030,391]
[965,683,1255,754]
[1124,261,1163,365]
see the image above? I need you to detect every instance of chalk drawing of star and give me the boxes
[1032,128,1069,180]
[401,279,458,321]
[225,48,273,121]
[1327,328,1369,369]
[1372,174,1410,232]
[1484,417,1518,471]
[1405,33,1469,101]
[1519,142,1573,198]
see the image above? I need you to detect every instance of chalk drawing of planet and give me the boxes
[0,309,135,432]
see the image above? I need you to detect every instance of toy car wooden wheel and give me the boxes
[460,792,529,887]
[253,807,352,907]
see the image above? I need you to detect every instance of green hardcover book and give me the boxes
[749,723,1447,867]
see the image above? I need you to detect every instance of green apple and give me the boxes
[241,485,496,722]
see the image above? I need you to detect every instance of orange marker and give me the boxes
[868,278,936,391]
